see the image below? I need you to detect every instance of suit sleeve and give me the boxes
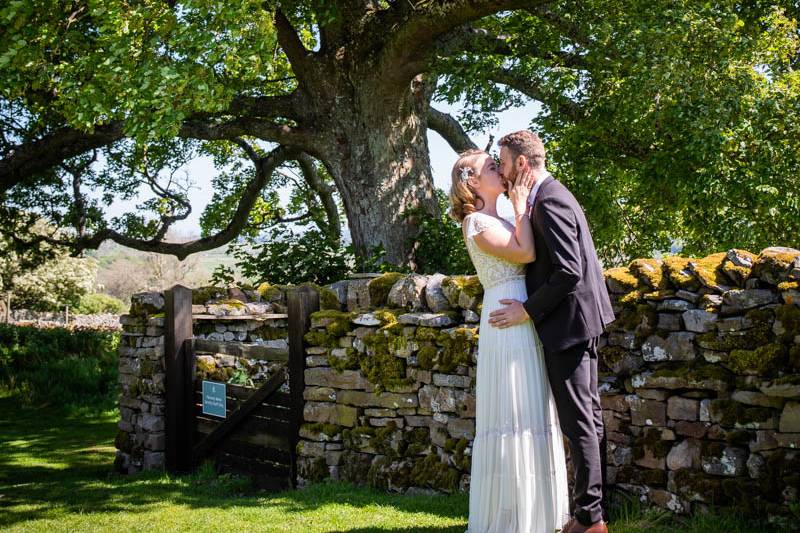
[523,196,583,323]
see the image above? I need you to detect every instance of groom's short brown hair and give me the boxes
[498,130,546,169]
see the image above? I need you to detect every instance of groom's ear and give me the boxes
[516,154,529,170]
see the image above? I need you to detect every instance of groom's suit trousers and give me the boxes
[543,337,606,526]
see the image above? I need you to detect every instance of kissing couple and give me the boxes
[449,130,615,533]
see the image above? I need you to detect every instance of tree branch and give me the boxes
[11,145,299,260]
[0,122,124,196]
[427,107,478,153]
[296,153,341,244]
[435,25,587,68]
[377,0,549,89]
[275,10,312,81]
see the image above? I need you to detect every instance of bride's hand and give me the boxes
[509,167,535,215]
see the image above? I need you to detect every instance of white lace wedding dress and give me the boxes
[463,212,571,533]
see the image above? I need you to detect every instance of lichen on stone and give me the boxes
[689,252,732,291]
[416,345,438,370]
[662,256,701,291]
[629,259,668,290]
[605,267,641,292]
[256,282,284,302]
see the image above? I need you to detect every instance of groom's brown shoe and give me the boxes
[567,520,608,533]
[584,520,608,533]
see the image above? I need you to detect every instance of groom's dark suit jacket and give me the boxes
[523,176,615,353]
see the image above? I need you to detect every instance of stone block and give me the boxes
[682,310,718,333]
[346,279,371,311]
[779,402,800,433]
[667,439,700,470]
[388,274,428,310]
[142,451,165,471]
[730,390,785,409]
[425,273,451,313]
[657,299,694,312]
[305,368,370,389]
[721,289,778,314]
[370,417,404,428]
[675,420,708,439]
[667,396,700,421]
[432,373,471,388]
[628,397,667,426]
[139,413,165,432]
[642,332,696,362]
[337,390,418,409]
[304,402,358,427]
[657,313,682,331]
[701,446,747,476]
[447,418,475,439]
[304,387,337,402]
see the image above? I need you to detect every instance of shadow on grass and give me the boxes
[0,395,467,531]
[0,395,782,533]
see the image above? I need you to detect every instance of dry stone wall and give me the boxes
[296,247,800,518]
[114,247,800,518]
[114,285,292,473]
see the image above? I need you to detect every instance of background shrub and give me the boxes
[0,323,119,406]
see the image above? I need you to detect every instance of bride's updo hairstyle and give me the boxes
[449,148,486,223]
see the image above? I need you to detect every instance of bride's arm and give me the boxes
[473,219,535,264]
[472,169,536,263]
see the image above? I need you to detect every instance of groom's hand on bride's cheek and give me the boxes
[488,299,529,328]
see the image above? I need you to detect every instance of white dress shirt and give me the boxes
[526,171,552,212]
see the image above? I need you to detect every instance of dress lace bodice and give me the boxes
[463,212,526,290]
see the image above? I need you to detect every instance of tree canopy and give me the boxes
[1,1,798,272]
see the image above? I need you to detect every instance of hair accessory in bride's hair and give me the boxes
[459,166,473,184]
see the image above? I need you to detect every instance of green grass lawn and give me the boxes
[0,394,781,532]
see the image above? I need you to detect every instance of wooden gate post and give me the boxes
[164,284,193,472]
[287,285,320,487]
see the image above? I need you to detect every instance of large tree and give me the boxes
[2,1,798,267]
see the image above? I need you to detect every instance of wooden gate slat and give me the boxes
[194,338,289,361]
[193,401,292,423]
[194,380,292,406]
[192,367,288,463]
[217,439,292,465]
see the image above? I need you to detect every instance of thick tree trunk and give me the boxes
[314,76,439,266]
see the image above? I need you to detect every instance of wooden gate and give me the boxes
[163,284,319,489]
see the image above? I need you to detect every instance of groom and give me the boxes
[488,130,615,533]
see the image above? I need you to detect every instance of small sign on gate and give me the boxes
[202,380,227,418]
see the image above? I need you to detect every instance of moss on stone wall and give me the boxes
[361,331,412,392]
[726,343,785,375]
[629,259,667,290]
[368,272,404,307]
[409,454,461,492]
[435,328,478,373]
[192,286,226,305]
[605,267,641,292]
[775,304,800,343]
[690,252,730,289]
[662,256,701,291]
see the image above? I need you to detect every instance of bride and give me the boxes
[449,149,571,533]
